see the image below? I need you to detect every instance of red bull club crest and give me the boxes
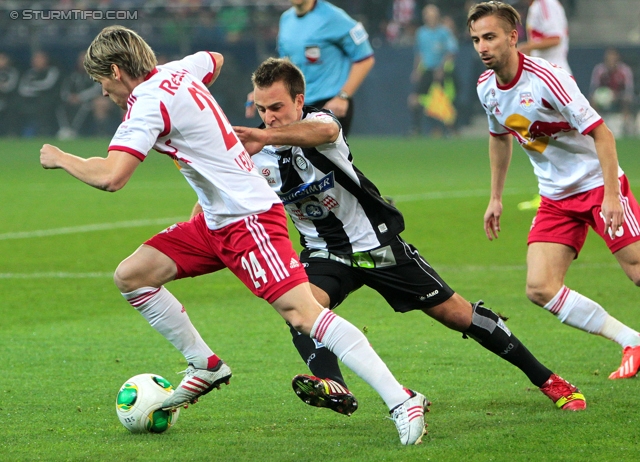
[520,92,535,111]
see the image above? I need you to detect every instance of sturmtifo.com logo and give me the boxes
[10,10,138,20]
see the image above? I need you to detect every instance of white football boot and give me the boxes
[161,361,232,411]
[390,389,429,445]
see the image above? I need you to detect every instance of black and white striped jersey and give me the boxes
[252,107,404,254]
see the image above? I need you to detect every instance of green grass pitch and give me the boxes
[1,136,639,461]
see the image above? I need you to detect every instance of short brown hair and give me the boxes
[467,1,521,32]
[251,58,305,102]
[84,25,157,80]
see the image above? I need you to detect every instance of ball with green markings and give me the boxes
[115,373,180,433]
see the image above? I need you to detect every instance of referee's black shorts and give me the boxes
[307,97,355,137]
[300,235,455,313]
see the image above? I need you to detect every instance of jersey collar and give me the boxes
[496,52,524,91]
[144,68,159,81]
[296,0,318,17]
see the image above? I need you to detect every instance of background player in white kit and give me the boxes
[468,2,640,379]
[517,0,571,211]
[518,0,571,73]
[38,25,428,446]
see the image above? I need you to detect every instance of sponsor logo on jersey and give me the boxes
[289,195,340,222]
[322,195,339,211]
[519,92,535,111]
[294,154,308,171]
[305,46,321,63]
[260,146,279,158]
[114,124,136,143]
[572,106,595,126]
[487,97,501,115]
[280,171,335,204]
[528,120,572,140]
[259,167,275,184]
[504,114,573,153]
[290,257,300,269]
[159,70,188,96]
[301,200,328,220]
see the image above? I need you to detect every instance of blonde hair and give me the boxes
[84,25,157,80]
[467,1,521,32]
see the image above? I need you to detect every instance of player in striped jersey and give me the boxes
[468,2,640,379]
[39,26,430,446]
[233,57,587,416]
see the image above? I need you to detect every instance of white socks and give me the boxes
[545,286,640,347]
[122,286,215,369]
[123,288,418,409]
[310,308,410,410]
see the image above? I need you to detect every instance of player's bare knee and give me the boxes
[113,259,139,293]
[525,283,553,307]
[426,294,473,331]
[624,266,640,287]
[286,313,312,336]
[630,273,640,287]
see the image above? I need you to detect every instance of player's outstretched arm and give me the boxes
[518,36,561,55]
[234,119,340,155]
[233,126,270,155]
[484,134,513,240]
[40,145,141,192]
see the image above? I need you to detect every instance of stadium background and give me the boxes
[1,0,639,136]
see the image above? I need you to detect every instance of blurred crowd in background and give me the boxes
[0,0,636,138]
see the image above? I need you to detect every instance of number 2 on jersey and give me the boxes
[241,251,268,288]
[188,82,238,151]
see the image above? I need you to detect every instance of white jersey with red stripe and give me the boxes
[477,53,623,200]
[108,52,280,230]
[526,0,571,73]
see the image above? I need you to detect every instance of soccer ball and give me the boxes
[115,373,180,433]
[593,86,615,111]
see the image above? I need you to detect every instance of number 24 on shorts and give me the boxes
[242,251,268,288]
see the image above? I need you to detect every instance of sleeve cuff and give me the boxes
[108,145,146,161]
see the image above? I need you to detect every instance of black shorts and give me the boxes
[300,235,455,313]
[415,69,435,95]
